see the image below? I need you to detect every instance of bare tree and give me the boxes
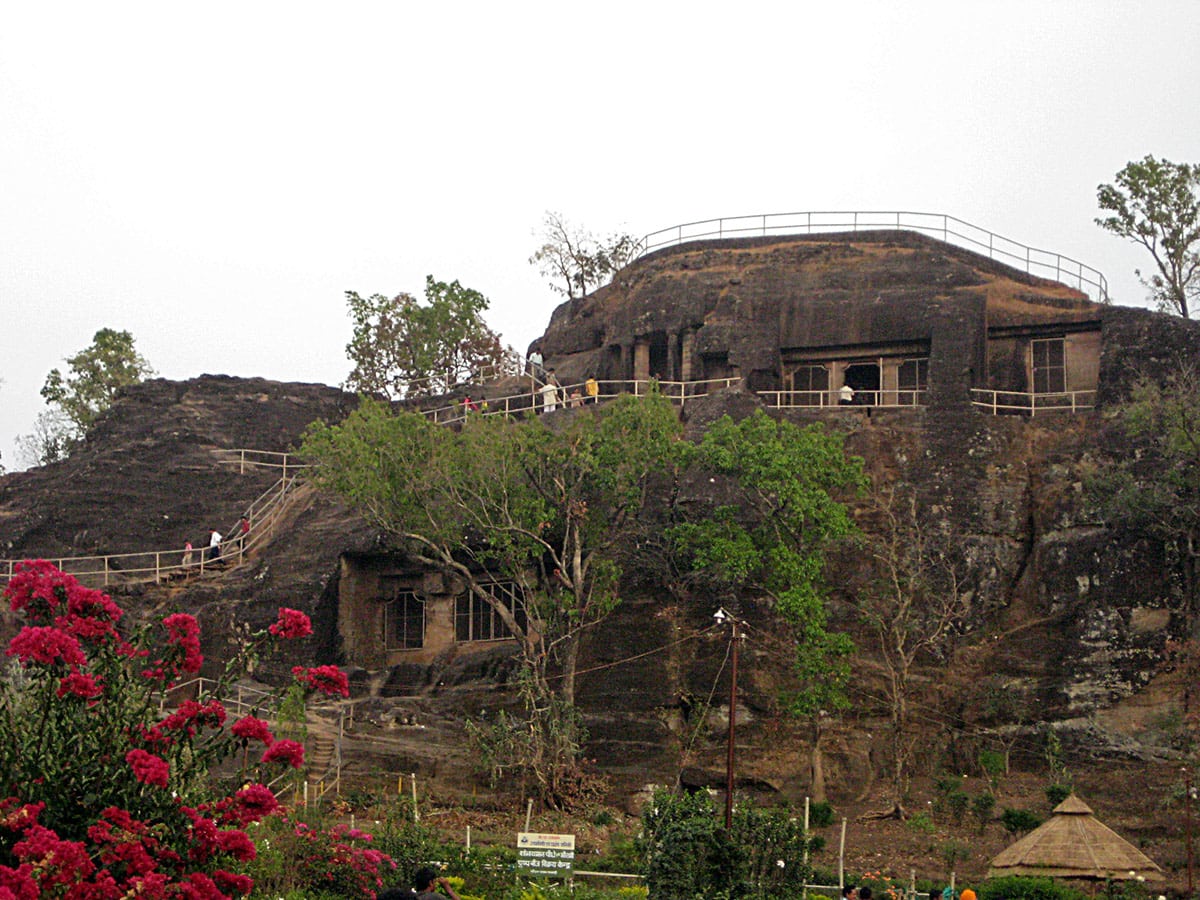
[529,212,642,300]
[855,486,971,817]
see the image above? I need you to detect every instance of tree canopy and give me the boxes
[666,410,865,800]
[301,391,683,803]
[343,276,511,399]
[1096,155,1200,318]
[1089,362,1200,617]
[28,328,154,463]
[529,211,642,300]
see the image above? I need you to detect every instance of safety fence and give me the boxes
[639,210,1109,303]
[0,467,301,586]
[969,387,1097,415]
[757,388,928,409]
[1,377,1097,584]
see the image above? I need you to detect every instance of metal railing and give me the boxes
[970,387,1097,415]
[639,210,1109,303]
[421,376,743,423]
[758,388,927,409]
[0,470,301,586]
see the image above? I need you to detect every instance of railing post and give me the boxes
[240,449,246,475]
[104,557,109,587]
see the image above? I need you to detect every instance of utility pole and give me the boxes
[1186,766,1195,899]
[715,607,746,830]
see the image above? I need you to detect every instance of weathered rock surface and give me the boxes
[5,235,1200,813]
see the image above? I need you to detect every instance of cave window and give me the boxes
[898,358,929,404]
[455,581,527,643]
[1031,338,1066,394]
[384,589,425,650]
[844,362,881,404]
[786,364,830,405]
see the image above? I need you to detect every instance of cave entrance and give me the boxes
[844,362,880,404]
[647,332,669,380]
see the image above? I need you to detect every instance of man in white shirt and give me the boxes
[208,528,223,561]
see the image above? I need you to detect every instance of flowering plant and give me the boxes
[0,562,375,899]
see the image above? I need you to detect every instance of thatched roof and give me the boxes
[988,795,1163,882]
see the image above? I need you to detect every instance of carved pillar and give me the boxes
[633,341,650,382]
[681,331,696,382]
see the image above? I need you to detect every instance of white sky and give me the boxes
[2,2,1198,470]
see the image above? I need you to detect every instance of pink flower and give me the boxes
[125,749,170,789]
[269,607,312,639]
[3,559,73,621]
[161,613,203,674]
[261,739,304,769]
[6,626,87,668]
[215,827,256,861]
[226,784,279,825]
[230,716,273,746]
[159,700,226,737]
[56,671,103,700]
[292,664,349,697]
[212,870,254,896]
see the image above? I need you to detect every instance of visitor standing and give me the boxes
[208,529,222,561]
[585,376,599,404]
[539,380,558,413]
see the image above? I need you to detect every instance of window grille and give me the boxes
[1031,338,1066,394]
[384,589,425,650]
[455,582,527,643]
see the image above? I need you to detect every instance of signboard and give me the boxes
[516,831,575,878]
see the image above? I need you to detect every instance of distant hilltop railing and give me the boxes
[639,211,1110,303]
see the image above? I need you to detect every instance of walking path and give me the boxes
[1,370,1088,586]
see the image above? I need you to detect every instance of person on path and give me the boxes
[539,380,558,413]
[208,528,222,561]
[181,541,194,568]
[528,349,544,378]
[839,382,855,405]
[585,376,599,404]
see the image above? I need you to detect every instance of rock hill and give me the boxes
[5,231,1200,882]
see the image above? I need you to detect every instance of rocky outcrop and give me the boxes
[6,235,1200,806]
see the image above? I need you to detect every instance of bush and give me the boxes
[809,800,836,828]
[1045,784,1073,807]
[971,793,996,829]
[638,790,816,899]
[978,876,1087,900]
[906,811,937,834]
[0,561,372,899]
[947,790,971,826]
[1000,808,1044,835]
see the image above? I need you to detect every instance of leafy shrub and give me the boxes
[947,790,971,826]
[940,840,970,869]
[638,790,816,899]
[1000,808,1044,835]
[978,876,1087,900]
[0,560,369,898]
[809,800,836,828]
[906,811,937,834]
[971,792,996,829]
[1045,783,1073,807]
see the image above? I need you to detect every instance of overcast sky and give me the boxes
[2,2,1198,471]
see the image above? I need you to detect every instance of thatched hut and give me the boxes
[988,794,1163,882]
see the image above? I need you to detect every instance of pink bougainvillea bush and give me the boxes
[0,560,389,899]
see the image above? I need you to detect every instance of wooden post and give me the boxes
[802,797,810,900]
[411,772,419,822]
[525,797,534,832]
[838,817,847,894]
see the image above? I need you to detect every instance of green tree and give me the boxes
[301,391,683,804]
[343,276,510,399]
[1089,362,1200,644]
[37,328,154,455]
[1096,155,1200,318]
[529,211,643,300]
[667,411,865,803]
